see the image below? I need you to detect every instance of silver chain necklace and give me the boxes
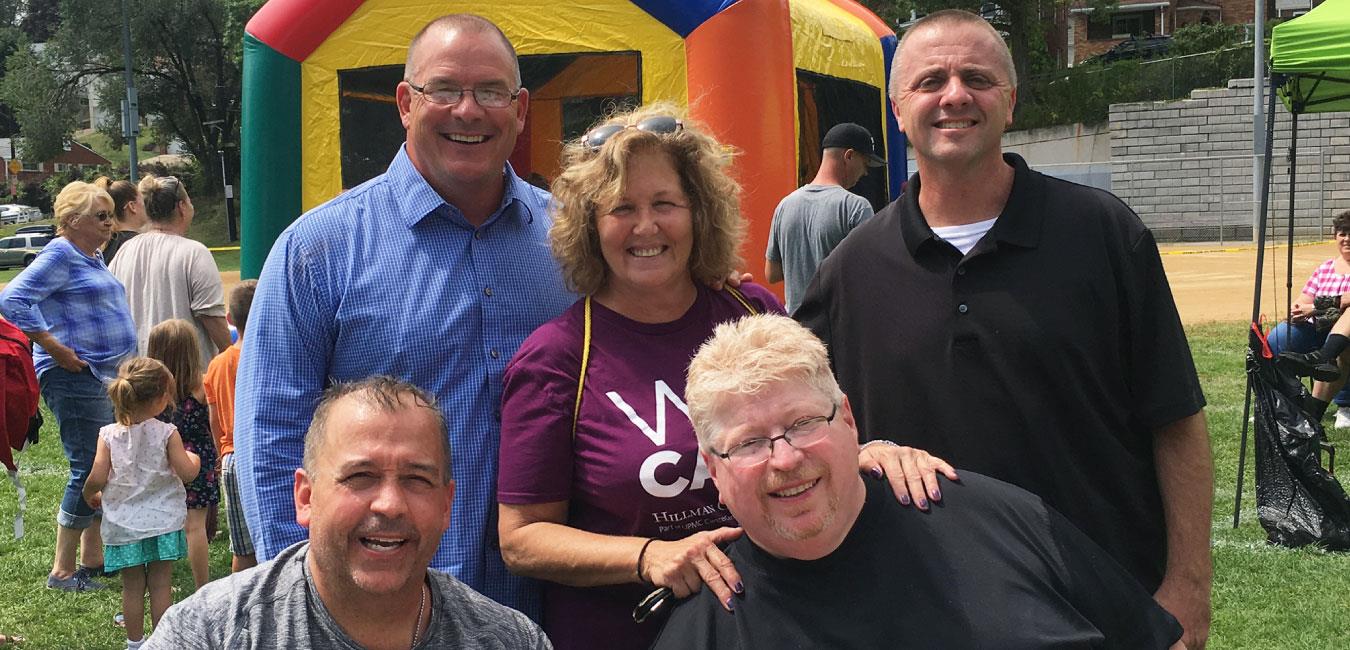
[410,581,427,649]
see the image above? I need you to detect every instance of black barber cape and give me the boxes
[650,473,1181,649]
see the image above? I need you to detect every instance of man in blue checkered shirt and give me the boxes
[234,14,572,619]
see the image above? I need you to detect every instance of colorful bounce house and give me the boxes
[240,0,907,283]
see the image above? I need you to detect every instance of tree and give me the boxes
[0,27,23,138]
[18,0,58,43]
[0,0,264,190]
[0,43,76,158]
[0,1,24,137]
[859,0,1057,86]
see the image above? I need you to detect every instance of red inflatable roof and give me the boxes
[246,0,365,61]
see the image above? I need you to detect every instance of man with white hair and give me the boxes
[795,9,1212,647]
[651,314,1184,649]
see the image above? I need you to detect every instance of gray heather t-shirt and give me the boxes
[145,542,551,650]
[108,230,226,368]
[765,184,873,312]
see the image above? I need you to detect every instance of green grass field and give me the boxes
[1,322,1349,647]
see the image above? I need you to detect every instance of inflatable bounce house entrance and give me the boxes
[240,0,906,284]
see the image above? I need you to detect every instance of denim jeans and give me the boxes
[1268,320,1350,406]
[39,367,113,528]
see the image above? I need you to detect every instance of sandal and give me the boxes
[0,634,26,646]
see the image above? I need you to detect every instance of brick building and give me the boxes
[0,138,111,189]
[1062,0,1315,66]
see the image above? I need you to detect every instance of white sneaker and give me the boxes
[1334,407,1350,430]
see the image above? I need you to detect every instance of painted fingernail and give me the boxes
[734,581,744,594]
[899,493,912,506]
[869,467,883,479]
[931,487,942,501]
[725,597,735,612]
[917,497,928,509]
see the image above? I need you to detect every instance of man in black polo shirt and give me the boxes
[653,315,1183,649]
[794,9,1213,649]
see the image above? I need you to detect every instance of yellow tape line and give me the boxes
[207,246,241,252]
[1159,240,1330,256]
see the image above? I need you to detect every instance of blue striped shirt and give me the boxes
[235,146,573,618]
[0,237,136,382]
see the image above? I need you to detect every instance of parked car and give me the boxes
[0,205,41,225]
[1088,35,1173,65]
[14,224,55,236]
[0,233,53,269]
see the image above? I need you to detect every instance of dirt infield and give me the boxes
[1159,240,1335,325]
[10,242,1336,328]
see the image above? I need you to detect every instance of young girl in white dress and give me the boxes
[83,357,200,650]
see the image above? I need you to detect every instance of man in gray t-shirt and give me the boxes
[146,377,549,649]
[765,122,882,312]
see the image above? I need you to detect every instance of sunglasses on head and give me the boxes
[582,115,684,152]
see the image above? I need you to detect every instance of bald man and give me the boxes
[795,10,1213,648]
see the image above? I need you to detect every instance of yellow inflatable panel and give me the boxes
[789,0,884,88]
[299,0,688,210]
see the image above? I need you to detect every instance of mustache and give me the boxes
[763,464,824,492]
[354,515,417,540]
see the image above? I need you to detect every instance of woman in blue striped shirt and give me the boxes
[0,181,138,592]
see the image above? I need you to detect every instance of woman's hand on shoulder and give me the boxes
[706,271,754,291]
[641,527,744,609]
[858,441,958,511]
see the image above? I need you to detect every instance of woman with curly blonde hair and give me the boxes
[496,104,951,648]
[496,104,781,649]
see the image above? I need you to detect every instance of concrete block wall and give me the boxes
[1110,78,1350,241]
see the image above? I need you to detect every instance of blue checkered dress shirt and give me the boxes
[0,237,136,382]
[234,147,573,619]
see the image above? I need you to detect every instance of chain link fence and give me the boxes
[1016,45,1255,132]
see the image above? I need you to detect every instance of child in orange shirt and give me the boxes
[203,280,257,573]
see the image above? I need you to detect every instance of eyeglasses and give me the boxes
[582,115,684,152]
[407,82,521,109]
[710,404,838,468]
[90,211,112,222]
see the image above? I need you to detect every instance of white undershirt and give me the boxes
[930,217,998,255]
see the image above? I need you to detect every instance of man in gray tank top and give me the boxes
[146,377,549,649]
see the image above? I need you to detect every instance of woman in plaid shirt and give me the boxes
[0,181,138,592]
[1274,210,1350,424]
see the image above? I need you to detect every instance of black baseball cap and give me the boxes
[821,123,885,167]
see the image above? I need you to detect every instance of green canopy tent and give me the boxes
[1236,0,1350,529]
[1271,0,1350,114]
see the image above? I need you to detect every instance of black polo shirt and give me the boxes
[795,153,1206,590]
[651,474,1183,649]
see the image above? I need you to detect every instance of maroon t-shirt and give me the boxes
[499,282,783,650]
